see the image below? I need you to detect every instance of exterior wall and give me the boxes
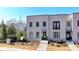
[27,15,49,41]
[27,13,79,42]
[72,13,79,43]
[49,15,68,41]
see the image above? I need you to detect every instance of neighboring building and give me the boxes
[26,12,79,43]
[6,19,26,32]
[73,13,79,43]
[15,22,26,31]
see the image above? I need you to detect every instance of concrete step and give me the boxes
[66,41,79,51]
[66,41,74,45]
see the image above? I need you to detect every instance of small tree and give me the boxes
[16,31,27,41]
[7,23,16,38]
[23,31,27,39]
[16,31,23,41]
[1,20,7,42]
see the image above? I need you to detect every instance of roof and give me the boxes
[27,14,70,17]
[73,12,79,14]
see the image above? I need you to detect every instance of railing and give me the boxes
[66,27,72,31]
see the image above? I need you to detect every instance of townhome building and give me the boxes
[27,12,79,43]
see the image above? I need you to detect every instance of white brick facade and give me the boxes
[27,13,79,43]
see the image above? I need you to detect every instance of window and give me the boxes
[36,32,39,38]
[53,21,60,29]
[53,32,60,38]
[29,22,32,27]
[66,21,70,27]
[77,32,79,39]
[43,21,46,27]
[29,32,33,38]
[36,22,39,27]
[77,20,79,26]
[43,32,47,36]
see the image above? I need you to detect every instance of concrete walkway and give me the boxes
[66,41,79,51]
[37,40,48,51]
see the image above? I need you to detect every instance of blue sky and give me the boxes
[1,7,79,23]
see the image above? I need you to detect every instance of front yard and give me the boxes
[47,43,71,51]
[0,41,40,50]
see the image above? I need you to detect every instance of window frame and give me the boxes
[53,32,60,39]
[43,21,46,27]
[36,22,39,27]
[29,22,32,27]
[36,32,39,38]
[29,32,33,38]
[53,21,60,30]
[77,32,79,39]
[66,21,71,27]
[77,20,79,26]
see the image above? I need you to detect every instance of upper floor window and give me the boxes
[29,22,32,27]
[36,22,39,27]
[43,21,46,27]
[77,20,79,26]
[66,21,70,27]
[53,21,60,29]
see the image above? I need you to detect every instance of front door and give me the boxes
[41,32,48,40]
[66,32,72,41]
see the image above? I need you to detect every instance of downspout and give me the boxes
[48,15,50,40]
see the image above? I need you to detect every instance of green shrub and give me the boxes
[16,31,27,40]
[41,35,48,40]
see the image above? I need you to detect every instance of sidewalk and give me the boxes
[37,40,48,51]
[66,41,79,51]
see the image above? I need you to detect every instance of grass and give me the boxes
[0,42,39,50]
[47,43,71,51]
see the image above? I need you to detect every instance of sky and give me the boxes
[1,7,79,23]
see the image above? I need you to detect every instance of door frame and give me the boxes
[66,31,72,41]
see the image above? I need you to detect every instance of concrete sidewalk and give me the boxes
[66,41,79,51]
[37,40,48,51]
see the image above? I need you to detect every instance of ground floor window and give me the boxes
[36,32,39,38]
[29,32,33,38]
[77,32,79,39]
[43,32,47,36]
[53,32,60,38]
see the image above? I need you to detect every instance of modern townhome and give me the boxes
[27,12,79,43]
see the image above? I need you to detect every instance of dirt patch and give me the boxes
[47,43,71,51]
[0,42,39,50]
[76,44,79,48]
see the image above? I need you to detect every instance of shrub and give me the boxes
[57,40,66,44]
[41,35,48,40]
[57,44,61,47]
[16,31,27,42]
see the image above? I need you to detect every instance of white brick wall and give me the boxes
[72,13,79,43]
[26,13,79,42]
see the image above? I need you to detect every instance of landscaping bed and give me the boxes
[0,41,40,50]
[47,43,71,51]
[76,44,79,48]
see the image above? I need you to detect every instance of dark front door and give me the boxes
[41,32,48,40]
[66,32,72,41]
